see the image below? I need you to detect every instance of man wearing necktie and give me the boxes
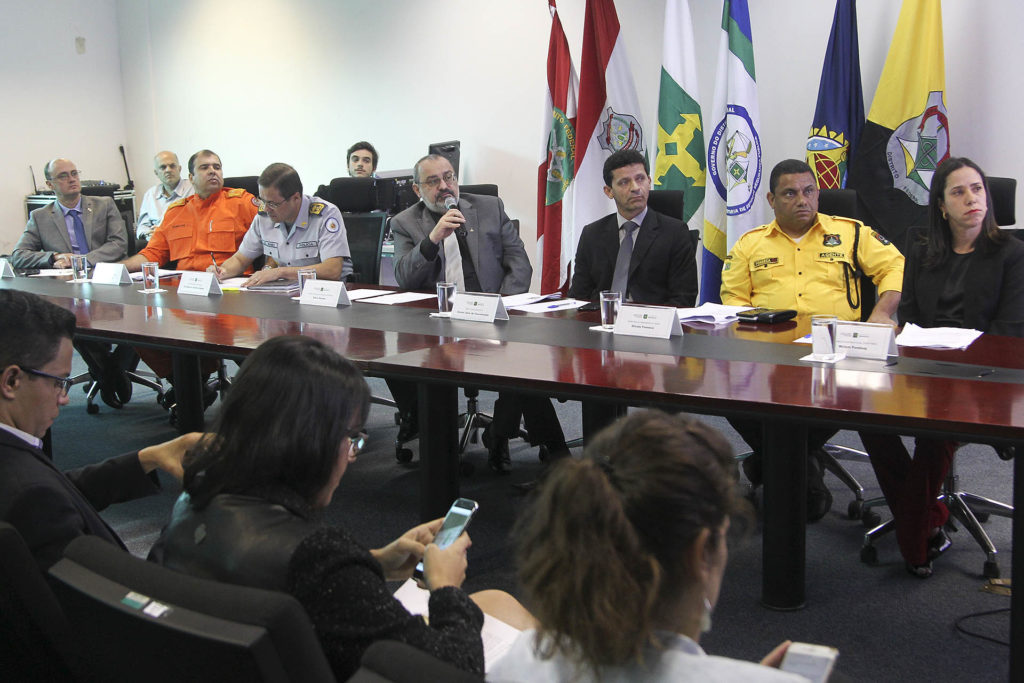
[569,149,698,307]
[390,154,568,473]
[11,158,134,410]
[12,158,128,270]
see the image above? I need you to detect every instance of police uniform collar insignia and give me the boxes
[823,234,841,247]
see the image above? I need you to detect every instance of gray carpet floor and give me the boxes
[56,357,1012,682]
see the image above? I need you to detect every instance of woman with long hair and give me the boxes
[860,157,1024,577]
[150,335,529,679]
[489,410,805,681]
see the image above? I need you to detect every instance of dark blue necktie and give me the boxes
[70,209,88,254]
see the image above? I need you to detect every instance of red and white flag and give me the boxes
[536,0,579,294]
[572,0,647,255]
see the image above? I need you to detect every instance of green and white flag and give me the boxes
[700,0,766,303]
[653,0,705,229]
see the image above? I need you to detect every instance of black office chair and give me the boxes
[223,176,260,198]
[459,183,498,197]
[860,174,1018,577]
[322,177,385,213]
[0,522,83,681]
[50,534,337,683]
[648,188,699,249]
[344,213,389,286]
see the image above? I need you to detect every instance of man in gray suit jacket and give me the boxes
[389,154,567,473]
[11,158,133,410]
[12,158,127,269]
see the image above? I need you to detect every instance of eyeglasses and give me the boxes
[51,170,81,182]
[18,366,73,396]
[349,430,367,457]
[258,194,294,211]
[417,171,457,189]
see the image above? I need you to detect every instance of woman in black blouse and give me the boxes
[150,336,531,679]
[860,157,1024,578]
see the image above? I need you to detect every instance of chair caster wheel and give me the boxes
[86,403,99,415]
[862,510,882,528]
[860,545,878,565]
[396,447,414,464]
[847,500,863,520]
[983,561,1000,579]
[460,461,475,476]
[538,445,549,462]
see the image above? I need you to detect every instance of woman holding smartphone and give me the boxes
[859,157,1024,578]
[150,335,529,680]
[489,410,807,682]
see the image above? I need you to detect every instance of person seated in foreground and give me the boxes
[489,409,809,682]
[0,289,197,571]
[859,157,1024,578]
[149,335,532,680]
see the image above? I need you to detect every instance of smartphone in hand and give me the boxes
[413,498,479,581]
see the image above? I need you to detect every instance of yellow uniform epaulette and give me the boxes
[822,214,863,228]
[166,197,188,210]
[309,202,325,216]
[227,187,246,198]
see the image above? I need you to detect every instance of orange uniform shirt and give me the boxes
[140,187,259,272]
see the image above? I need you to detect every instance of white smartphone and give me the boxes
[780,642,838,683]
[413,498,479,581]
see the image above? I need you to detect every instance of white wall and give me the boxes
[0,0,128,254]
[5,1,1022,288]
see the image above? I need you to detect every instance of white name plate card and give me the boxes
[91,263,132,285]
[299,280,351,307]
[0,259,14,278]
[835,321,898,360]
[177,271,223,296]
[450,292,509,323]
[613,304,683,339]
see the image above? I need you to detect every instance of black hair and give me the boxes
[603,149,649,187]
[769,159,814,194]
[0,290,76,370]
[183,336,370,509]
[258,163,303,198]
[347,141,379,170]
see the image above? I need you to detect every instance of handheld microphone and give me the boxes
[444,195,467,236]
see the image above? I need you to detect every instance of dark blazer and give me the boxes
[11,195,128,268]
[899,235,1024,337]
[0,429,159,571]
[568,209,698,307]
[391,193,532,295]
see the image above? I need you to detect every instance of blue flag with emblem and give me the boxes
[805,0,864,190]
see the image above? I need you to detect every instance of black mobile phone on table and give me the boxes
[736,307,797,324]
[413,498,479,581]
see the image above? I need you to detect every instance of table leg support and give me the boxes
[581,401,626,445]
[1012,443,1023,681]
[418,382,460,521]
[171,352,204,433]
[761,421,807,610]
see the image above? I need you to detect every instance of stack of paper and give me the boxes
[392,579,520,671]
[676,303,752,325]
[243,280,300,294]
[896,323,983,350]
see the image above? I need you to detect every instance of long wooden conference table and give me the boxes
[3,274,1022,676]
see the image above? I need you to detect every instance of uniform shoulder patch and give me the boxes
[166,197,188,210]
[227,187,246,198]
[871,230,892,246]
[309,202,325,216]
[325,218,340,233]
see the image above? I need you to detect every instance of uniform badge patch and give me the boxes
[823,233,841,247]
[871,230,891,246]
[753,257,780,269]
[309,202,325,216]
[250,195,260,206]
[325,218,339,233]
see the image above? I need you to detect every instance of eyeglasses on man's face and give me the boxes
[417,171,457,189]
[52,170,81,182]
[18,366,73,396]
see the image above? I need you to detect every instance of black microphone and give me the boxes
[444,195,467,236]
[119,145,134,190]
